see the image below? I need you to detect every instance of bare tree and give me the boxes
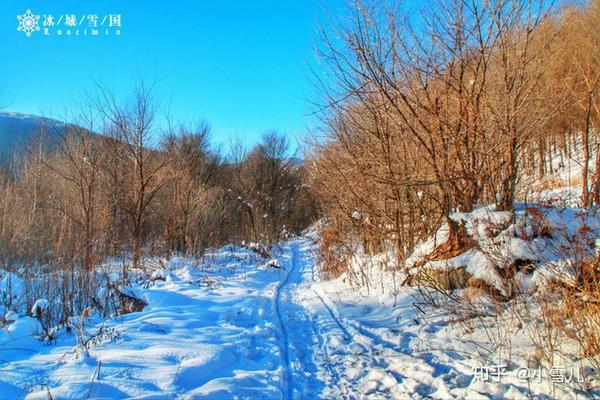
[94,80,169,270]
[161,121,219,254]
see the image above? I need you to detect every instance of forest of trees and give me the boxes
[309,0,600,274]
[0,82,317,286]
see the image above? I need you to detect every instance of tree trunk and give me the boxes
[592,140,600,206]
[498,137,518,211]
[424,217,475,263]
[582,94,593,208]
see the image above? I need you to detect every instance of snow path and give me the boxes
[275,240,328,399]
[273,243,296,399]
[1,235,582,399]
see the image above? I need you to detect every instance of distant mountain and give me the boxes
[0,111,64,163]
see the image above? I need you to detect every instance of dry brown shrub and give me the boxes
[318,226,354,279]
[536,258,600,374]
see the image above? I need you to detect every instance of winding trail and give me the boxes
[273,243,297,399]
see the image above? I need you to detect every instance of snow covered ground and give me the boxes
[0,232,595,399]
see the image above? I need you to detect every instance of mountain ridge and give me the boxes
[0,111,64,163]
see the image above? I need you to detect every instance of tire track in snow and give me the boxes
[279,239,352,399]
[312,288,352,342]
[311,276,417,395]
[309,291,353,399]
[311,320,352,400]
[313,284,409,357]
[273,243,298,400]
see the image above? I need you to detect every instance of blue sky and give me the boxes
[0,1,346,148]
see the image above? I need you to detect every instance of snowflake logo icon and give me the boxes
[17,9,40,37]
